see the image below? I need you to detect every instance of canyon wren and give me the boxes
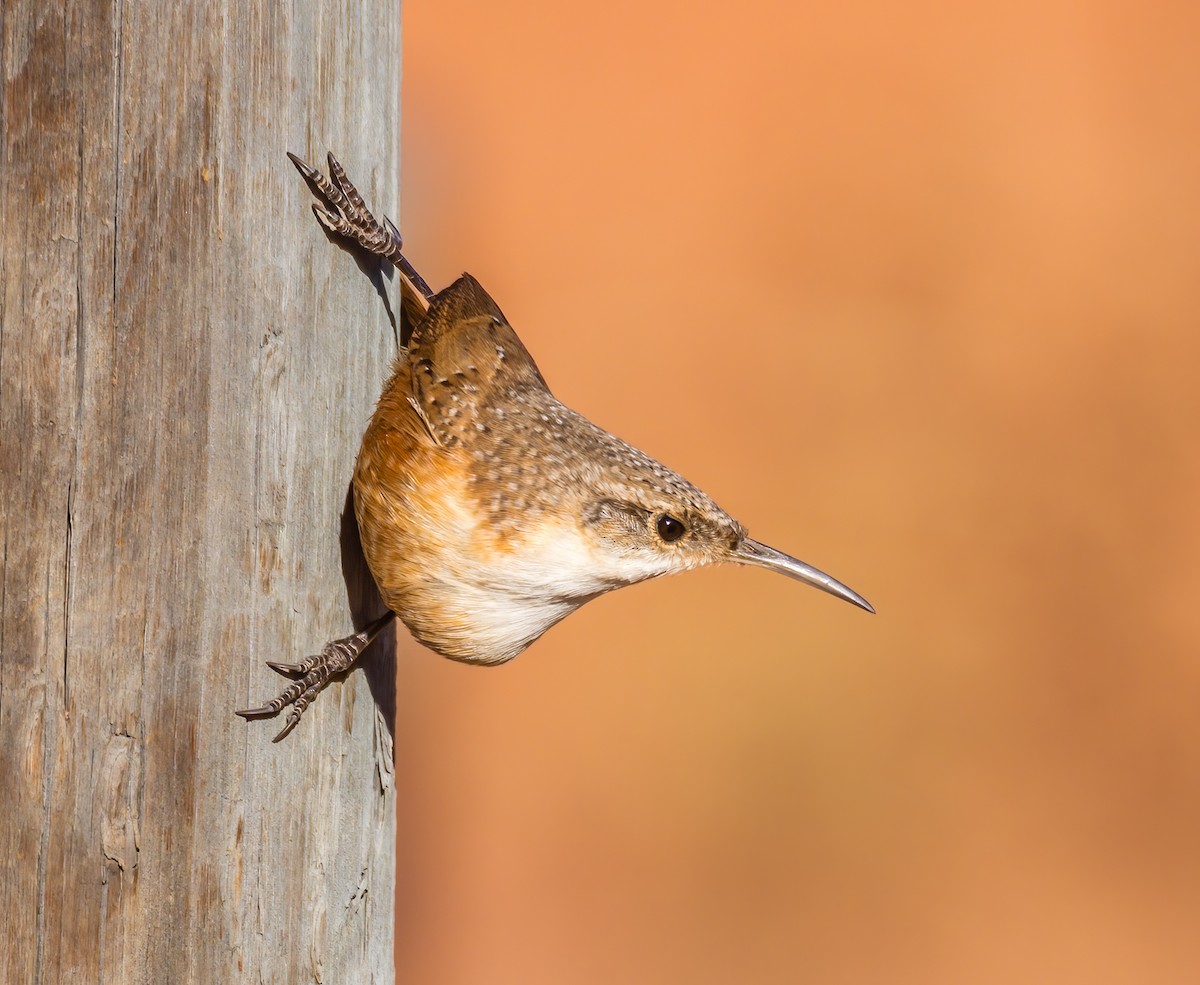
[238,153,874,742]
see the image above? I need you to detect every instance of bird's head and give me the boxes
[565,433,874,613]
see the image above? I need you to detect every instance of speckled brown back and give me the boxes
[404,275,728,535]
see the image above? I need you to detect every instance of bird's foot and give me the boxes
[287,151,434,301]
[236,611,396,742]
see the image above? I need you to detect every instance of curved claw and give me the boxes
[265,659,307,677]
[311,202,348,236]
[286,151,316,180]
[235,704,280,719]
[383,215,404,251]
[272,712,302,743]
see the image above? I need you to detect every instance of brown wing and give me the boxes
[407,274,548,448]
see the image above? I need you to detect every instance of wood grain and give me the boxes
[0,1,401,981]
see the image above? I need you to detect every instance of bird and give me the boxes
[237,153,873,742]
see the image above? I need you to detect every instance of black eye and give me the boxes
[656,514,686,542]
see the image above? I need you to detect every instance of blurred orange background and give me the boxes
[394,2,1200,982]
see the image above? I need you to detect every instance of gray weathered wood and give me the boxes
[0,2,400,981]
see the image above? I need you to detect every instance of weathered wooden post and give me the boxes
[1,2,400,980]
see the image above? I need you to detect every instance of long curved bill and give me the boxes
[732,538,875,613]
